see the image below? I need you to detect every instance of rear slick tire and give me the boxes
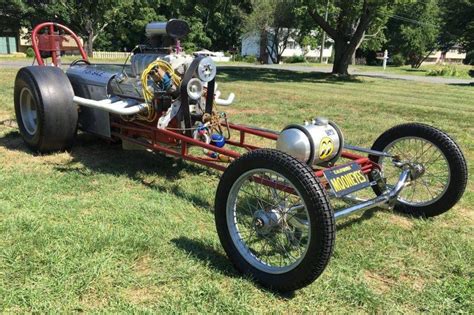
[14,66,77,153]
[215,149,335,291]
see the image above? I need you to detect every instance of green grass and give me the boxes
[287,62,473,79]
[353,64,473,79]
[0,67,473,312]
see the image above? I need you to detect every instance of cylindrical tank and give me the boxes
[145,19,190,39]
[276,118,344,166]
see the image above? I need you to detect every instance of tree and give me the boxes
[385,0,440,68]
[304,0,399,75]
[174,0,252,51]
[0,0,31,30]
[439,0,474,53]
[32,0,135,56]
[245,0,298,64]
[93,0,251,52]
[297,34,319,60]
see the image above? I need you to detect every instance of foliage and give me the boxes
[19,0,137,56]
[245,0,299,64]
[439,0,474,53]
[7,0,251,54]
[242,55,256,63]
[390,53,405,66]
[284,55,306,63]
[427,65,461,77]
[25,47,35,58]
[296,34,319,59]
[465,50,474,65]
[385,0,440,68]
[93,0,252,52]
[302,0,401,75]
[0,0,31,30]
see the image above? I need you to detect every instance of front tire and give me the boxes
[14,66,78,153]
[215,149,335,291]
[369,123,467,217]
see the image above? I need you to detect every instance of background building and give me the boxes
[241,31,333,64]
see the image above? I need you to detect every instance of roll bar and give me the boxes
[32,22,88,66]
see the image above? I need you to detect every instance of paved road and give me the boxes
[1,59,473,85]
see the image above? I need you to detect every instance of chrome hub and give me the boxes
[253,209,281,236]
[410,163,425,180]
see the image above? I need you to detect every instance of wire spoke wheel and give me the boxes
[215,149,335,291]
[227,169,310,274]
[370,123,467,217]
[380,137,450,206]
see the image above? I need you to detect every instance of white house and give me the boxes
[423,46,467,64]
[241,30,333,64]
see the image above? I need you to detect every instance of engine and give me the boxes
[106,19,216,124]
[66,19,233,137]
[276,118,344,166]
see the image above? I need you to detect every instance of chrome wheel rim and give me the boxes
[380,137,451,206]
[19,87,38,136]
[226,169,311,274]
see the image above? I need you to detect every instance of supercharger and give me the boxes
[276,118,344,166]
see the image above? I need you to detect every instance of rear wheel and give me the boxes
[14,66,78,153]
[215,149,335,291]
[369,123,467,217]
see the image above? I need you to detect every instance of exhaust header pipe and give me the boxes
[73,96,147,116]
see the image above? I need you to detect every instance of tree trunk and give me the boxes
[84,19,94,58]
[332,38,354,75]
[85,33,94,58]
[259,30,268,64]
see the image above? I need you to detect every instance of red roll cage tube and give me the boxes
[32,22,88,66]
[110,119,378,190]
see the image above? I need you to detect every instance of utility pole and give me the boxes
[319,0,330,64]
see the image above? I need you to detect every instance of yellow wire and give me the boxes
[141,60,181,103]
[137,60,182,121]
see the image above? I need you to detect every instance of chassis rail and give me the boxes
[108,119,402,220]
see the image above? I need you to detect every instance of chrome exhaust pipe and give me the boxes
[73,96,147,115]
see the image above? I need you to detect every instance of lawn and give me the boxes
[0,67,473,313]
[352,64,473,79]
[283,61,473,79]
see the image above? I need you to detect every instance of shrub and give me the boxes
[427,65,460,77]
[243,55,257,63]
[328,53,335,64]
[285,55,305,63]
[234,54,243,62]
[390,53,405,67]
[25,47,35,58]
[464,50,474,65]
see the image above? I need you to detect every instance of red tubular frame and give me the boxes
[110,119,378,188]
[32,22,88,66]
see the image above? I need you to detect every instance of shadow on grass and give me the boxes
[0,130,215,209]
[403,69,427,73]
[448,82,474,87]
[217,67,364,84]
[171,236,296,299]
[335,208,378,230]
